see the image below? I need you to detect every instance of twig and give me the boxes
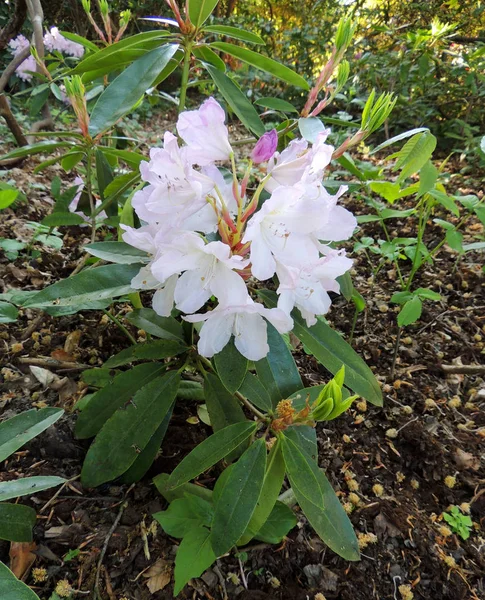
[94,484,135,599]
[441,364,485,375]
[102,309,137,345]
[40,475,80,514]
[213,562,228,600]
[238,556,248,590]
[20,314,44,341]
[17,356,91,370]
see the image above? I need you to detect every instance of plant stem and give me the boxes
[102,309,137,345]
[85,146,96,243]
[349,306,359,345]
[390,325,401,379]
[178,41,193,114]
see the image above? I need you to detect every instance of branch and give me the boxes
[0,46,30,94]
[441,364,485,375]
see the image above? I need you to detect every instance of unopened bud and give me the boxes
[251,129,278,163]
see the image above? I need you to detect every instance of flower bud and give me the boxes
[311,366,358,421]
[251,129,278,163]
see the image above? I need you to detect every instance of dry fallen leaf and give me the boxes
[64,330,82,355]
[143,558,172,594]
[453,448,480,471]
[9,542,37,580]
[51,349,76,363]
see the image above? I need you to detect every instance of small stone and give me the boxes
[378,304,389,313]
[382,384,392,393]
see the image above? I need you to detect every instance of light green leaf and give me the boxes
[429,189,460,217]
[89,44,179,135]
[397,296,422,327]
[369,181,401,204]
[414,288,441,301]
[445,229,464,254]
[173,527,216,595]
[210,42,309,89]
[126,308,185,341]
[0,504,36,542]
[104,339,187,368]
[85,241,149,264]
[0,476,65,502]
[211,438,267,556]
[0,142,74,162]
[418,160,438,197]
[167,422,257,490]
[391,132,437,182]
[188,0,220,27]
[370,127,429,154]
[0,302,18,324]
[254,97,298,112]
[0,561,41,600]
[81,371,180,488]
[0,408,63,463]
[154,495,213,538]
[41,212,85,227]
[214,339,248,394]
[0,189,18,210]
[298,117,326,143]
[203,25,264,45]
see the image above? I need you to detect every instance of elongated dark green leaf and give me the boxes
[126,308,185,341]
[203,25,264,45]
[254,97,298,112]
[203,373,246,432]
[75,362,165,438]
[153,473,213,504]
[41,212,85,227]
[258,290,382,406]
[205,65,265,137]
[193,46,226,71]
[238,440,285,544]
[0,302,18,324]
[284,425,317,462]
[120,406,173,484]
[174,526,216,595]
[211,438,266,556]
[281,435,359,560]
[0,408,63,462]
[23,263,142,309]
[255,501,297,543]
[81,371,180,488]
[210,42,309,89]
[177,380,204,401]
[0,476,65,502]
[0,561,41,600]
[214,339,248,394]
[255,322,302,408]
[167,422,257,490]
[104,339,187,368]
[188,0,219,27]
[89,44,179,135]
[85,241,149,264]
[239,372,272,413]
[0,142,74,162]
[95,149,114,215]
[0,504,36,542]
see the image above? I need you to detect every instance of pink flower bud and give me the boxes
[251,129,278,163]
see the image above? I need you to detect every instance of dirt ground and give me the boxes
[0,113,484,600]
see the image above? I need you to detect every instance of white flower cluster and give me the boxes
[8,28,84,82]
[122,98,356,360]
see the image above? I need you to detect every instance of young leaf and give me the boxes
[210,42,309,89]
[23,263,143,309]
[258,290,382,406]
[167,422,257,490]
[89,44,179,135]
[214,339,248,393]
[281,435,359,560]
[203,373,247,432]
[104,339,187,368]
[75,363,166,439]
[205,65,265,137]
[154,495,213,538]
[0,504,36,542]
[85,241,149,264]
[0,476,65,502]
[0,560,41,600]
[126,308,185,341]
[173,526,216,595]
[255,501,297,544]
[392,132,437,182]
[418,160,438,197]
[0,408,64,462]
[81,372,180,488]
[211,438,267,556]
[255,322,303,408]
[397,295,422,327]
[188,0,220,28]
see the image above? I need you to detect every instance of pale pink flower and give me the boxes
[43,27,84,58]
[68,176,107,221]
[177,97,233,165]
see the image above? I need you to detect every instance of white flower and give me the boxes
[184,296,293,360]
[43,27,84,58]
[131,267,178,317]
[177,97,233,165]
[68,176,107,222]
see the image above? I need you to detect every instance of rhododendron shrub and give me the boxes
[122,97,356,360]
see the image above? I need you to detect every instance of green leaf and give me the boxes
[255,501,297,544]
[369,181,401,204]
[23,263,142,309]
[154,494,213,538]
[254,97,298,112]
[173,527,216,596]
[104,339,187,368]
[41,212,85,227]
[120,407,173,484]
[59,30,99,52]
[445,229,464,254]
[210,42,309,90]
[75,363,166,438]
[255,323,303,408]
[284,425,317,462]
[0,408,64,463]
[238,440,285,545]
[81,371,180,488]
[0,476,65,502]
[0,142,74,162]
[0,302,18,324]
[177,380,205,401]
[193,46,226,70]
[258,290,382,406]
[0,561,41,600]
[81,368,116,388]
[298,117,326,143]
[211,438,267,556]
[95,149,115,215]
[126,308,185,341]
[390,291,413,305]
[0,189,18,209]
[397,296,422,327]
[370,127,429,154]
[97,147,146,168]
[391,132,437,182]
[0,504,36,542]
[153,473,213,504]
[167,422,257,490]
[214,339,248,394]
[429,189,460,217]
[239,373,272,413]
[89,44,179,135]
[281,435,359,560]
[418,160,438,197]
[203,372,247,432]
[188,0,220,27]
[85,241,149,264]
[203,24,264,45]
[205,65,265,137]
[414,288,441,301]
[336,271,354,301]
